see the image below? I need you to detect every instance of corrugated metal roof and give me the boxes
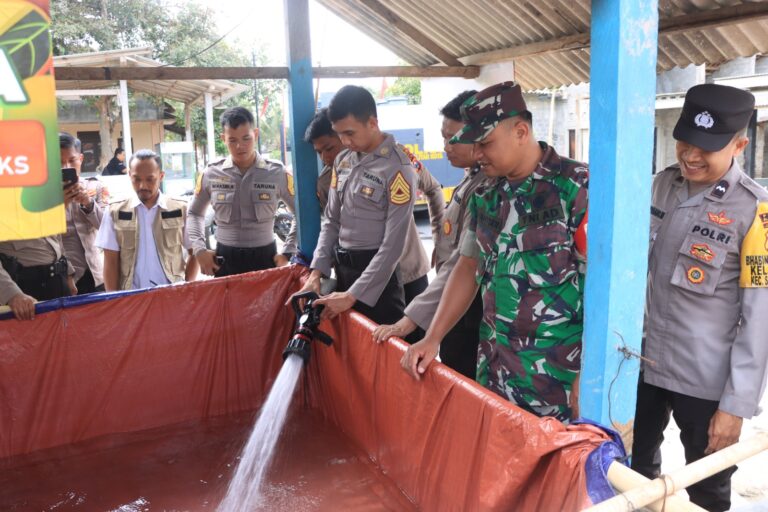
[317,0,768,90]
[54,48,248,105]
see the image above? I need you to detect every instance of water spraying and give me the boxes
[218,292,333,511]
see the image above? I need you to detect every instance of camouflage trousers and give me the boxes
[476,336,580,423]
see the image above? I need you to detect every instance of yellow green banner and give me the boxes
[0,0,64,241]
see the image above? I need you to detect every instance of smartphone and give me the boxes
[62,168,78,188]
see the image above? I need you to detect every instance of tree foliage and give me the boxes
[51,0,286,163]
[386,77,421,105]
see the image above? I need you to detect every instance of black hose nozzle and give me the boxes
[282,291,334,363]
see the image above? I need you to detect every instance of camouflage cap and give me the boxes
[450,81,528,144]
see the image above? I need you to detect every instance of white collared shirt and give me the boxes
[95,192,179,289]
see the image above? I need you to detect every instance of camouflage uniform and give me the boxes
[450,82,589,421]
[461,145,588,421]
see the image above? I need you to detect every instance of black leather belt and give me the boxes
[17,257,69,281]
[334,247,378,271]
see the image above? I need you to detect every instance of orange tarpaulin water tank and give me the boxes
[0,266,622,510]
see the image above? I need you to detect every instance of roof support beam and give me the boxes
[55,89,119,96]
[54,65,480,81]
[118,80,133,157]
[204,92,215,164]
[462,2,768,66]
[356,0,464,67]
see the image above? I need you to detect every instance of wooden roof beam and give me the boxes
[357,0,464,67]
[54,65,480,81]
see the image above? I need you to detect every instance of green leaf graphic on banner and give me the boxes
[21,181,62,212]
[0,11,50,79]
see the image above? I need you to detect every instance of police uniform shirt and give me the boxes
[0,237,73,305]
[405,166,488,330]
[317,164,334,211]
[96,192,186,289]
[319,154,444,285]
[186,154,297,255]
[311,133,418,307]
[396,143,446,285]
[63,178,108,284]
[644,160,768,418]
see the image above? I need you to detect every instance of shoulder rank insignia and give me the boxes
[389,171,411,205]
[194,172,203,196]
[286,173,295,196]
[711,180,729,199]
[331,168,338,189]
[740,202,768,288]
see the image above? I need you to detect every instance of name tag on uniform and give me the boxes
[161,209,183,219]
[651,206,665,219]
[518,204,565,228]
[118,211,133,220]
[362,171,383,186]
[478,211,502,231]
[211,181,234,190]
[253,182,276,191]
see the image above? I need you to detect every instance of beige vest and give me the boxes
[110,197,187,290]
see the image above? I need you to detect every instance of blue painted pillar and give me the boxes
[284,0,321,257]
[580,0,658,441]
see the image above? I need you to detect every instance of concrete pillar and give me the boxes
[204,92,215,164]
[118,80,132,157]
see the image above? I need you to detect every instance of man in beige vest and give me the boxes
[95,150,197,291]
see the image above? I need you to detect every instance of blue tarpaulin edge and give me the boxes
[0,286,159,321]
[577,418,628,503]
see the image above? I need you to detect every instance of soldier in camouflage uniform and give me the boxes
[402,82,588,422]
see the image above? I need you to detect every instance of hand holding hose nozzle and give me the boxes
[282,291,334,363]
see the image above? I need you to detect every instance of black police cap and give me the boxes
[673,84,754,152]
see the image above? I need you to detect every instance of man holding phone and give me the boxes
[60,132,109,294]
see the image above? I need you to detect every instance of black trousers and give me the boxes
[76,268,104,294]
[439,289,483,379]
[16,263,71,301]
[215,241,277,277]
[632,378,736,511]
[404,275,428,305]
[334,249,405,327]
[403,274,429,344]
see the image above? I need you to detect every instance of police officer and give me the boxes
[373,90,487,378]
[632,84,768,512]
[0,237,76,320]
[303,108,343,213]
[290,85,418,326]
[186,107,296,277]
[303,108,445,339]
[401,83,588,423]
[60,132,108,294]
[96,150,195,291]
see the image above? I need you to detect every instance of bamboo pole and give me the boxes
[585,433,768,512]
[604,462,705,512]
